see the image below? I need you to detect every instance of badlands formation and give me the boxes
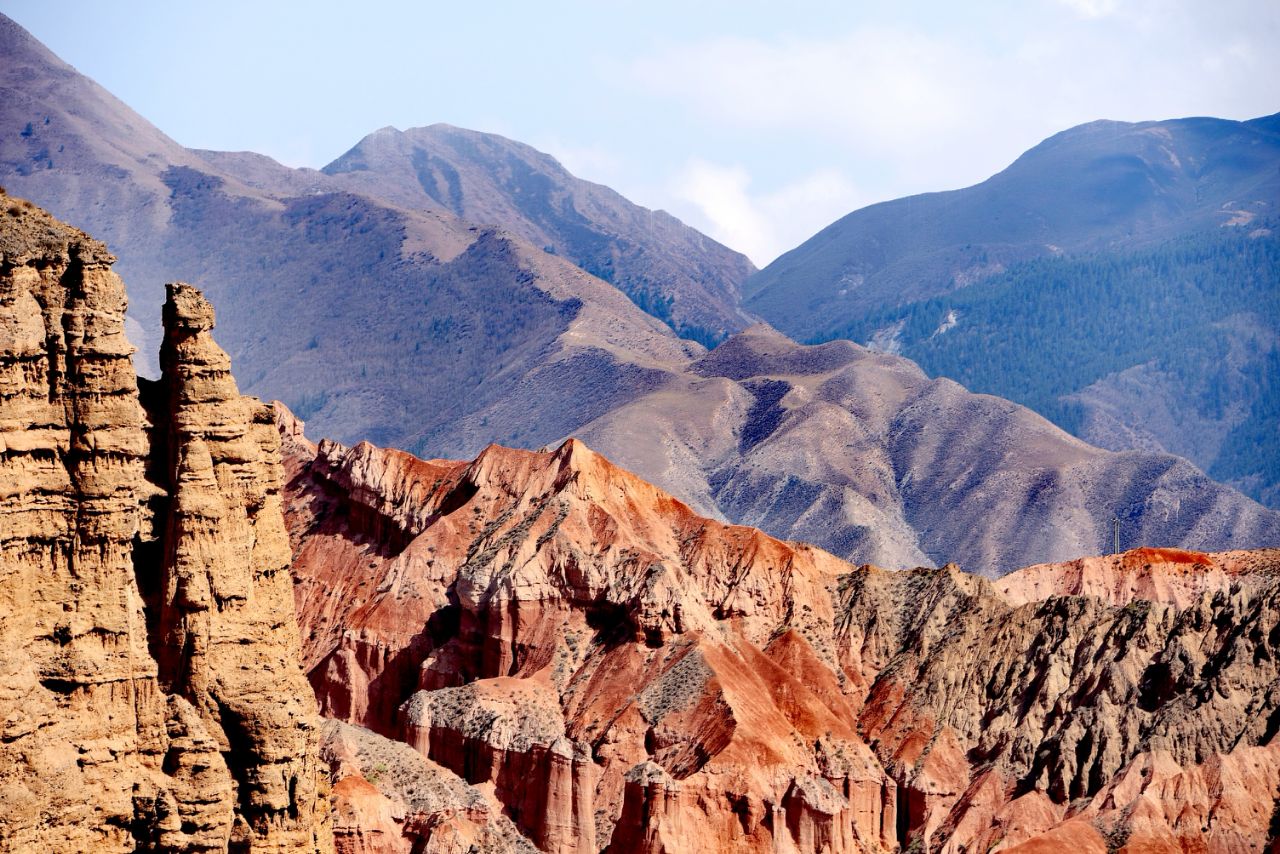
[2,192,1278,852]
[0,191,330,850]
[280,405,1280,853]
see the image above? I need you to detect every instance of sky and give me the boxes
[3,0,1278,266]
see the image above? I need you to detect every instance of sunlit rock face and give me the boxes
[0,190,332,852]
[280,398,1280,853]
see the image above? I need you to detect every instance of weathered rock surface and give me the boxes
[994,545,1278,608]
[279,405,1280,852]
[321,719,536,854]
[282,407,896,853]
[0,190,331,852]
[839,559,1280,851]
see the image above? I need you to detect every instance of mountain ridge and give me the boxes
[745,110,1280,332]
[2,12,1276,575]
[320,121,757,345]
[743,108,1280,507]
[276,400,1280,853]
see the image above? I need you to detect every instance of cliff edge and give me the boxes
[0,190,332,852]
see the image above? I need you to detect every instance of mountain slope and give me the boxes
[833,228,1280,506]
[746,113,1280,333]
[569,324,1280,575]
[276,407,1280,853]
[744,113,1280,506]
[0,12,697,454]
[3,13,1276,573]
[318,123,757,345]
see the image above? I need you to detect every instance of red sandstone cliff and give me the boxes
[281,412,893,853]
[278,403,1280,853]
[0,191,331,851]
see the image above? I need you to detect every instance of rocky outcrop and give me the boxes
[321,719,536,854]
[401,678,597,853]
[0,190,331,851]
[279,410,1280,852]
[837,557,1280,852]
[994,545,1277,607]
[282,410,896,853]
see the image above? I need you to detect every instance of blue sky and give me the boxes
[4,0,1277,264]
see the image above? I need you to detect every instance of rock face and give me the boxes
[281,408,897,853]
[838,558,1280,853]
[320,719,537,854]
[0,190,331,851]
[279,406,1280,852]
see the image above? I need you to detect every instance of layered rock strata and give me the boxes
[278,402,1280,852]
[0,191,331,852]
[838,558,1280,852]
[281,409,896,853]
[321,719,537,854]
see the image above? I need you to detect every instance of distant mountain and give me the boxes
[2,12,1276,572]
[0,12,697,454]
[319,124,756,345]
[744,114,1280,505]
[569,325,1280,575]
[746,114,1280,331]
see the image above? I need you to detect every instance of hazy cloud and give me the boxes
[534,136,625,187]
[628,0,1280,260]
[672,160,864,266]
[1056,0,1120,19]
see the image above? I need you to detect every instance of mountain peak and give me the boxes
[318,117,756,343]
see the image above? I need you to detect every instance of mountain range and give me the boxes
[6,189,1276,849]
[277,398,1280,853]
[743,114,1280,506]
[1,12,1276,575]
[2,14,1280,848]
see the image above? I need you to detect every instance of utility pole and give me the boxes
[1112,517,1121,555]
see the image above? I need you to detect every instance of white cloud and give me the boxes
[626,1,1280,255]
[629,28,982,161]
[626,26,1062,206]
[532,135,624,186]
[671,159,864,266]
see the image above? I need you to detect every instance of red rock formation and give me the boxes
[0,191,331,851]
[281,411,896,853]
[280,407,1280,853]
[320,719,536,854]
[995,546,1276,608]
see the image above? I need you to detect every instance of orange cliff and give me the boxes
[0,192,331,851]
[276,401,1280,854]
[278,404,898,853]
[995,545,1280,608]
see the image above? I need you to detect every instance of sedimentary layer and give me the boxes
[0,190,331,852]
[279,406,1280,852]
